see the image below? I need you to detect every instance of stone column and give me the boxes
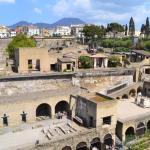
[51,107,55,119]
[104,58,108,68]
[32,59,36,70]
[101,143,105,150]
[101,58,104,68]
[94,58,97,69]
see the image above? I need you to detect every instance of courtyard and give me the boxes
[0,118,82,150]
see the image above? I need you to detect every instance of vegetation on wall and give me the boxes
[6,34,36,58]
[127,131,150,150]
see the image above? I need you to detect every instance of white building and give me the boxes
[134,31,141,37]
[71,24,84,38]
[49,28,55,37]
[9,30,16,38]
[105,31,126,38]
[27,26,40,37]
[53,26,71,36]
[0,26,9,38]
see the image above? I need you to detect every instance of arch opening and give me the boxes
[122,94,128,99]
[116,97,120,100]
[125,127,135,142]
[90,137,101,150]
[103,134,113,149]
[129,89,136,97]
[136,122,146,136]
[55,101,70,114]
[36,103,51,118]
[62,146,72,150]
[137,86,143,94]
[147,120,150,130]
[76,142,88,150]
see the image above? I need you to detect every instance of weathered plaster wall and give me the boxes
[73,75,133,92]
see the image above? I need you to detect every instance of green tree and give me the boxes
[107,23,124,33]
[145,17,150,38]
[79,56,93,69]
[108,56,121,67]
[107,23,125,38]
[82,25,106,40]
[6,34,36,57]
[129,17,135,36]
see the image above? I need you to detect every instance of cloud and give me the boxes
[51,0,130,23]
[34,7,42,14]
[0,0,15,3]
[49,0,150,29]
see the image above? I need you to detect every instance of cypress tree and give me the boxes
[145,17,150,38]
[125,24,128,35]
[141,24,145,34]
[129,17,135,36]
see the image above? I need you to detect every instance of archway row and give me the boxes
[125,121,149,142]
[75,135,113,150]
[36,100,70,119]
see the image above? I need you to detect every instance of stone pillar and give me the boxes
[104,58,108,68]
[32,59,36,70]
[51,107,55,119]
[96,118,103,127]
[101,58,104,68]
[94,58,97,69]
[101,143,105,150]
[76,58,79,71]
[122,127,126,143]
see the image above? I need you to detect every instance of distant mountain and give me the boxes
[9,18,86,29]
[34,23,51,29]
[10,21,32,29]
[51,18,86,27]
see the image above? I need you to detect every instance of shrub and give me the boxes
[108,56,121,67]
[79,56,93,69]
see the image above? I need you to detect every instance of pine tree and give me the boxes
[129,17,135,36]
[125,24,128,35]
[145,17,150,38]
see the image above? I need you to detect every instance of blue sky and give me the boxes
[0,0,150,29]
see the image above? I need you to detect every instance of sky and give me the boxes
[0,0,150,30]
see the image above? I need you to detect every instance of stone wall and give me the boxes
[72,75,133,92]
[0,78,72,96]
[26,126,115,150]
[0,74,134,96]
[0,39,11,74]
